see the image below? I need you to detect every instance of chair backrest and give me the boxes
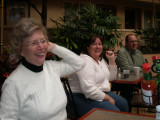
[61,78,79,120]
[0,76,7,97]
[131,81,160,114]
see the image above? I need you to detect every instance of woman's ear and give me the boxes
[18,49,24,57]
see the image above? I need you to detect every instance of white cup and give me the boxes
[133,67,141,76]
[123,70,130,79]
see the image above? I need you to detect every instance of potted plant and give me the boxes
[0,46,19,85]
[49,3,122,54]
[134,27,160,53]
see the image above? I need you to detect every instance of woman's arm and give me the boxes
[106,50,116,66]
[0,80,20,120]
[76,56,106,101]
[103,94,115,105]
[48,42,85,77]
[105,51,117,81]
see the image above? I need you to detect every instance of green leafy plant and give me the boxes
[0,46,57,79]
[134,27,160,53]
[49,3,122,54]
[0,46,19,78]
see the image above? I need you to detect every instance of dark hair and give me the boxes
[125,34,137,43]
[82,34,104,60]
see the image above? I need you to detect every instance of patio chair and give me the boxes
[61,78,79,120]
[0,76,6,97]
[131,83,160,114]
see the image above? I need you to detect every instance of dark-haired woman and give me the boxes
[69,34,128,117]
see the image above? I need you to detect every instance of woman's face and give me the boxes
[87,38,103,61]
[20,30,48,66]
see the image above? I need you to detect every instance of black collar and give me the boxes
[22,58,43,72]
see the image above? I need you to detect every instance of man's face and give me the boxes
[126,35,138,51]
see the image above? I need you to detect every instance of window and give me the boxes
[64,2,83,17]
[64,3,78,16]
[155,11,160,28]
[125,8,141,29]
[144,10,152,29]
[96,4,116,15]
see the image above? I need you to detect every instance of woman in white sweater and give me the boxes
[0,18,85,120]
[69,34,128,117]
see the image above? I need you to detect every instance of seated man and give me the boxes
[116,34,146,71]
[114,34,146,111]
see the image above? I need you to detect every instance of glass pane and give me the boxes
[96,4,116,15]
[155,11,160,29]
[125,9,135,29]
[64,3,78,17]
[125,8,141,29]
[144,10,152,29]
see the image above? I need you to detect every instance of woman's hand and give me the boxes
[106,51,116,66]
[103,94,115,105]
[47,42,55,52]
[106,51,114,59]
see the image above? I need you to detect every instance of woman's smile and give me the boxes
[20,30,48,66]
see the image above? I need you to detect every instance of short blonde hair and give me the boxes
[9,17,48,59]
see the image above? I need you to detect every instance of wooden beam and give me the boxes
[1,0,4,54]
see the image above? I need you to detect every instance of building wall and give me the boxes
[2,1,158,29]
[18,0,157,28]
[3,0,159,28]
[2,0,159,37]
[2,0,160,64]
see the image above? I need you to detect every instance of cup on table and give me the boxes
[123,70,130,79]
[133,67,141,76]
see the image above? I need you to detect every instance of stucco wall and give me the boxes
[24,0,156,28]
[2,0,159,64]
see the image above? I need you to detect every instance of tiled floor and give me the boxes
[131,107,156,116]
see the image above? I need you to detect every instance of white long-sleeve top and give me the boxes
[69,54,117,101]
[0,44,85,120]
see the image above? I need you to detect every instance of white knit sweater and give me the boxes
[0,44,85,120]
[69,54,117,101]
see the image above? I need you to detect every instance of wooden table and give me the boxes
[79,108,155,120]
[111,72,144,112]
[111,72,144,85]
[111,72,144,93]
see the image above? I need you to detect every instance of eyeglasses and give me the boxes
[91,43,102,46]
[23,39,48,47]
[129,40,138,43]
